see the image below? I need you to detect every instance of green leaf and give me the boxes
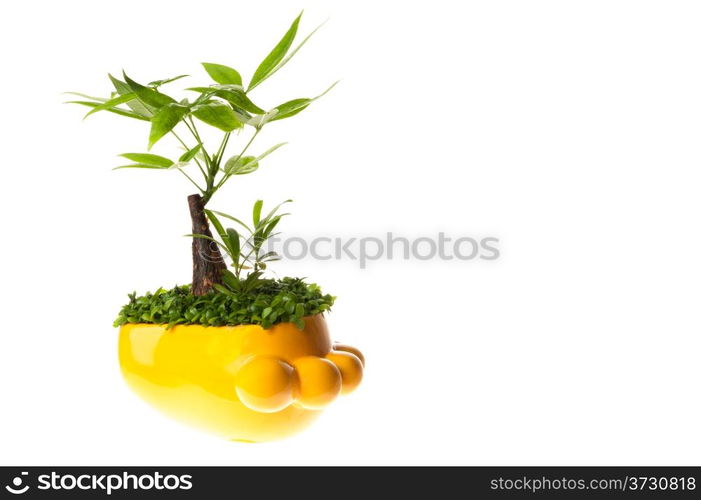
[221,270,241,291]
[261,19,327,86]
[192,102,243,132]
[208,84,245,91]
[248,12,302,91]
[207,210,252,233]
[256,142,287,162]
[229,108,253,126]
[65,101,149,121]
[269,98,310,121]
[202,63,242,86]
[148,74,189,88]
[295,303,305,318]
[246,109,279,129]
[205,210,227,241]
[260,199,293,226]
[64,92,109,103]
[119,153,173,168]
[187,88,217,106]
[123,71,176,108]
[269,81,338,122]
[262,216,282,238]
[259,251,280,261]
[237,157,259,175]
[185,233,220,244]
[186,87,264,114]
[225,228,241,262]
[83,93,137,119]
[216,89,265,114]
[179,144,202,163]
[252,200,263,227]
[226,142,287,174]
[109,74,153,117]
[113,164,169,170]
[148,103,189,149]
[213,283,236,296]
[224,155,258,175]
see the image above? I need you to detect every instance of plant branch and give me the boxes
[177,168,205,193]
[184,118,211,169]
[215,132,231,168]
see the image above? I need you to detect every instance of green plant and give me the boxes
[114,278,335,330]
[67,12,336,298]
[191,199,291,279]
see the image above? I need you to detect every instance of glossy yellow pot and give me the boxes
[118,315,364,442]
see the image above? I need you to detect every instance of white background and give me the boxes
[1,0,700,465]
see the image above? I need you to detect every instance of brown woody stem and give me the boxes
[188,193,226,295]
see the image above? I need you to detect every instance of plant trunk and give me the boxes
[188,193,226,295]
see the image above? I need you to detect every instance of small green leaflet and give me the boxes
[269,98,310,121]
[64,101,149,121]
[109,74,153,117]
[258,199,292,228]
[113,164,170,170]
[223,142,287,175]
[204,210,228,240]
[256,142,287,162]
[83,93,137,119]
[247,109,279,129]
[224,155,258,175]
[63,92,109,103]
[148,103,189,149]
[269,81,338,122]
[216,88,264,114]
[201,63,242,86]
[186,87,263,114]
[179,144,202,163]
[191,102,243,131]
[123,71,176,108]
[119,153,174,168]
[252,200,263,227]
[206,210,252,233]
[148,74,189,88]
[259,19,327,88]
[225,228,241,262]
[248,12,302,91]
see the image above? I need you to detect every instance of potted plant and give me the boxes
[67,12,364,442]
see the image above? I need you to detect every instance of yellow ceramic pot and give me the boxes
[118,315,364,442]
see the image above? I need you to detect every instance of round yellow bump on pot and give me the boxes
[292,356,342,410]
[333,343,365,366]
[235,356,294,413]
[326,351,364,395]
